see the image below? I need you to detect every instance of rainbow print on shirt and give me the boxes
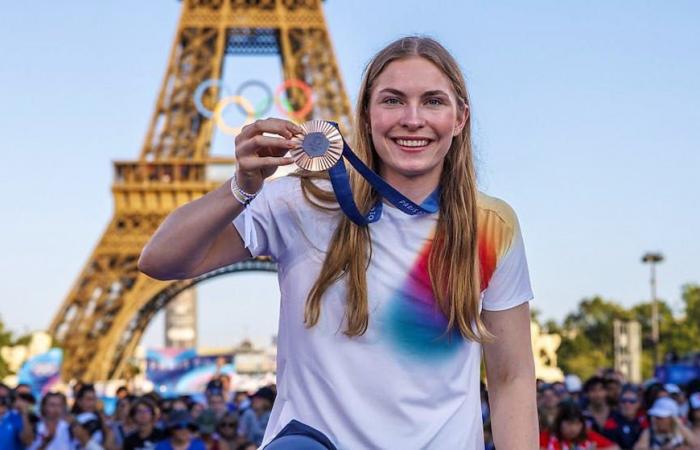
[382,192,518,361]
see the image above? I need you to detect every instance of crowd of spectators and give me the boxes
[482,368,700,449]
[0,374,274,450]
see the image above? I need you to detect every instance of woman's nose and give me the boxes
[399,104,426,129]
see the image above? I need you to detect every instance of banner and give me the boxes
[146,348,235,395]
[17,348,62,398]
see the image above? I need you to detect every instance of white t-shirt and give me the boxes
[233,176,533,450]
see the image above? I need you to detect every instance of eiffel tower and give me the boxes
[49,0,352,382]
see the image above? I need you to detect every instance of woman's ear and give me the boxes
[454,103,469,136]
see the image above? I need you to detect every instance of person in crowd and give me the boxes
[0,383,35,449]
[232,392,250,415]
[237,387,274,446]
[71,412,106,450]
[155,410,205,450]
[540,401,620,450]
[216,412,247,450]
[123,397,165,450]
[70,383,115,449]
[195,409,229,450]
[235,443,256,450]
[110,394,136,448]
[585,376,614,434]
[206,391,229,421]
[643,382,669,412]
[634,397,698,450]
[539,384,561,432]
[565,374,584,406]
[606,376,624,410]
[190,402,206,421]
[688,393,700,448]
[665,384,689,418]
[601,385,649,450]
[28,392,71,450]
[116,387,130,401]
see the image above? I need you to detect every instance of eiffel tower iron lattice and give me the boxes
[48,0,353,382]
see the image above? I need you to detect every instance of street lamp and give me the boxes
[641,252,664,367]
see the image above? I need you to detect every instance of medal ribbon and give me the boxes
[325,121,439,226]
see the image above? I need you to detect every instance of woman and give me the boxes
[155,410,205,450]
[28,392,72,450]
[540,401,619,450]
[139,36,537,449]
[633,397,698,450]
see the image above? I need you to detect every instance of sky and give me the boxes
[0,1,697,349]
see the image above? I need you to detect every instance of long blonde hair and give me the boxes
[297,36,490,342]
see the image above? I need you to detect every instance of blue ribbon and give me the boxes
[325,122,440,226]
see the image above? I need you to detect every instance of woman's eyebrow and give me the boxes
[377,88,451,97]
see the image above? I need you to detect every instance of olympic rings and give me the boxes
[193,77,314,136]
[235,79,273,118]
[213,95,256,136]
[194,79,231,119]
[275,79,314,120]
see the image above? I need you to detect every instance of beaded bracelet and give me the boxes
[230,172,260,206]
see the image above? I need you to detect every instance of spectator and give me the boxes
[238,387,274,446]
[216,412,247,450]
[0,383,35,449]
[538,384,560,432]
[688,393,700,447]
[116,387,130,401]
[155,410,205,450]
[123,398,165,450]
[564,374,583,405]
[633,397,698,450]
[601,385,648,450]
[233,392,251,414]
[28,392,71,450]
[584,376,613,434]
[110,394,136,448]
[195,409,230,450]
[540,401,619,450]
[207,392,229,421]
[71,412,105,450]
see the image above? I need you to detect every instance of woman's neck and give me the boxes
[380,168,441,205]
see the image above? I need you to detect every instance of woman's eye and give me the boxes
[427,97,444,106]
[383,97,401,105]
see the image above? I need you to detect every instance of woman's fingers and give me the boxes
[235,134,295,158]
[237,118,302,143]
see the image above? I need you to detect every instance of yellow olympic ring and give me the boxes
[213,95,256,136]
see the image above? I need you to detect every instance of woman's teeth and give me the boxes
[395,139,430,147]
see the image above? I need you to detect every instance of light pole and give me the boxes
[641,252,664,367]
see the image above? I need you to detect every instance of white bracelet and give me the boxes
[230,172,260,206]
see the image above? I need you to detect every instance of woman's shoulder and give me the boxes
[476,191,519,229]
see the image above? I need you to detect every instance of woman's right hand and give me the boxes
[234,118,302,194]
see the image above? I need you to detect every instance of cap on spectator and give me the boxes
[648,397,680,418]
[75,412,102,436]
[253,387,276,404]
[689,392,700,410]
[564,375,582,393]
[196,409,218,434]
[664,383,681,395]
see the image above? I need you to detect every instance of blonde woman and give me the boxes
[139,36,537,449]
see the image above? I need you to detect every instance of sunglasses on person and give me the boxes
[620,397,639,404]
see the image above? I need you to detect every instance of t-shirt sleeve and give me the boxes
[232,178,286,261]
[480,202,534,312]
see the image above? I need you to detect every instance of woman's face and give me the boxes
[78,390,97,412]
[368,56,467,186]
[653,416,673,433]
[560,419,583,440]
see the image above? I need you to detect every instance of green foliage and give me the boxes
[553,285,700,380]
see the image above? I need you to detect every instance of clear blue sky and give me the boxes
[0,1,697,348]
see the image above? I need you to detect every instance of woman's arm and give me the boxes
[482,302,538,450]
[138,118,299,280]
